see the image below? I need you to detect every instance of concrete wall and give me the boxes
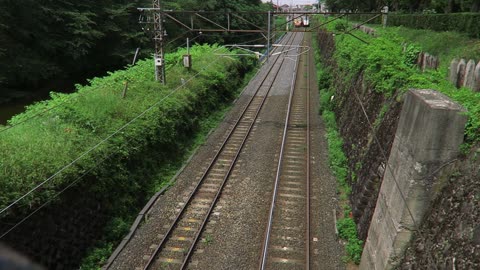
[360,89,467,270]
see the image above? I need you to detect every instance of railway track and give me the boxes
[139,32,301,270]
[260,33,312,270]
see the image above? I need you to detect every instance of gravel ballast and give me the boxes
[108,32,343,270]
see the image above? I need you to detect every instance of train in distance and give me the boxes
[294,15,310,27]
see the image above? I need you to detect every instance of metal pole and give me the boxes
[153,0,166,84]
[123,47,141,99]
[132,47,140,65]
[267,11,271,62]
[187,38,190,54]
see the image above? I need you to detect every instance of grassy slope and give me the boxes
[79,59,260,270]
[373,25,480,148]
[0,44,256,268]
[0,45,250,211]
[330,21,480,146]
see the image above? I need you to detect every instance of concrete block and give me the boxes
[449,59,459,86]
[464,59,476,89]
[417,52,425,68]
[456,59,467,88]
[421,53,429,71]
[474,62,480,92]
[430,56,438,70]
[360,90,467,270]
[395,90,466,163]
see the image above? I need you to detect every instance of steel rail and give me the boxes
[143,32,298,270]
[259,32,302,270]
[305,35,311,270]
[179,33,299,270]
[260,32,312,270]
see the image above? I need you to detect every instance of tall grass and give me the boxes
[0,44,255,217]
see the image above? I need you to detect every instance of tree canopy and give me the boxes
[0,0,269,96]
[324,0,480,12]
[0,0,151,92]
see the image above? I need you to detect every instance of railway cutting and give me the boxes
[108,32,342,270]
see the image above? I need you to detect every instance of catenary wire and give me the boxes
[0,143,120,239]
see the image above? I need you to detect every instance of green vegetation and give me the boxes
[325,19,480,147]
[348,13,480,38]
[1,44,254,211]
[274,15,288,39]
[313,30,359,264]
[0,44,256,268]
[203,234,214,245]
[0,0,150,93]
[79,103,234,269]
[388,26,480,64]
[388,13,480,38]
[0,0,270,98]
[326,0,480,13]
[314,15,480,264]
[337,217,363,264]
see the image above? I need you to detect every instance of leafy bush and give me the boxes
[403,44,421,67]
[0,44,255,218]
[388,13,480,39]
[346,238,363,264]
[337,217,363,264]
[1,44,256,269]
[333,32,415,96]
[322,18,480,146]
[337,217,357,240]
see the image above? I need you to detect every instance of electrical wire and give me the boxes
[0,94,80,135]
[0,145,118,239]
[0,49,226,217]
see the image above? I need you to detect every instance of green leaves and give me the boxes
[389,13,480,38]
[337,217,363,264]
[0,0,151,90]
[0,44,254,214]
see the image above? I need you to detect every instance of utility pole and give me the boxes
[382,6,389,28]
[153,0,166,84]
[267,10,271,62]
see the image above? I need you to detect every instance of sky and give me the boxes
[261,0,318,6]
